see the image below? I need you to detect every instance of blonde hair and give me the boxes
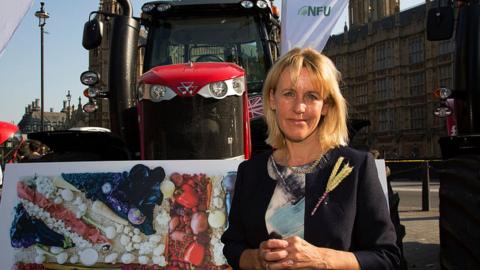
[262,47,349,149]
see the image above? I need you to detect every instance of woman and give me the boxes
[221,48,400,270]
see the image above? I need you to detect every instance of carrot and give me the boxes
[164,233,169,258]
[206,178,213,209]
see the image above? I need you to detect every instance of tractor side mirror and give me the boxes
[426,6,454,41]
[82,18,103,50]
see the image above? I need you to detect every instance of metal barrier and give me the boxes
[386,159,441,211]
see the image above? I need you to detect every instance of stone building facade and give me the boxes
[323,1,454,158]
[18,97,90,133]
[349,0,399,27]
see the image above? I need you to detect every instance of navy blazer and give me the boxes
[221,147,400,270]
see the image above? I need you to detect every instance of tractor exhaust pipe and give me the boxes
[116,0,133,17]
[108,0,139,139]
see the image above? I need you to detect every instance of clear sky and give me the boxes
[0,0,423,125]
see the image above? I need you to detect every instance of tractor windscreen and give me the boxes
[145,15,268,93]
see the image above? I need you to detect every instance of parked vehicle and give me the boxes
[427,1,480,268]
[0,121,23,169]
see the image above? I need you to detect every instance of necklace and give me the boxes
[288,157,323,174]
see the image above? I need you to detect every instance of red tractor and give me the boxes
[73,0,281,161]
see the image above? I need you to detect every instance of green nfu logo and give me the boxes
[298,6,331,16]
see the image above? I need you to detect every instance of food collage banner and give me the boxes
[0,160,241,270]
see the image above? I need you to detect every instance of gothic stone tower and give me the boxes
[349,0,399,27]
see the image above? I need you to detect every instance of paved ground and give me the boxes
[400,210,440,270]
[394,181,440,270]
[393,182,439,210]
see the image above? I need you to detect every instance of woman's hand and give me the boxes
[259,239,289,269]
[266,236,360,270]
[238,239,289,270]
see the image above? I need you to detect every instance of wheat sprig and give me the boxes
[311,156,354,216]
[328,156,344,182]
[326,163,353,192]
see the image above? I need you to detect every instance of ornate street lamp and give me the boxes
[35,2,49,132]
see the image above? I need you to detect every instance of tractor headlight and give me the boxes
[438,88,452,99]
[241,0,254,8]
[232,77,245,95]
[157,4,171,12]
[138,83,176,102]
[434,104,452,117]
[150,85,168,101]
[83,87,100,98]
[209,81,228,98]
[197,77,246,99]
[80,70,100,86]
[83,101,98,113]
[142,3,156,13]
[256,0,268,9]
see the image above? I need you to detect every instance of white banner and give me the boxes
[281,0,347,55]
[0,0,34,57]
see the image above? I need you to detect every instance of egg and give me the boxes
[208,210,226,228]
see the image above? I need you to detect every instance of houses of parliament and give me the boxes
[38,0,451,159]
[323,0,453,159]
